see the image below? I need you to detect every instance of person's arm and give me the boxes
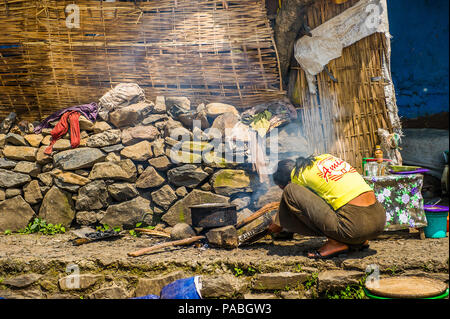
[268,214,283,234]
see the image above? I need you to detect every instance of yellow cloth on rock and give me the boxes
[291,154,373,210]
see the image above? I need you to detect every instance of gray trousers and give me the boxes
[274,183,386,245]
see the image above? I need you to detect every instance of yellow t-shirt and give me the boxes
[291,154,373,210]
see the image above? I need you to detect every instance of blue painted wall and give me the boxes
[387,0,449,119]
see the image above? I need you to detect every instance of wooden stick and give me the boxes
[128,236,205,257]
[134,228,171,238]
[235,202,279,230]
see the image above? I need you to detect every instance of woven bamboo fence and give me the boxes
[291,0,397,172]
[0,0,284,121]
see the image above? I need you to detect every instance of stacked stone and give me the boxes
[0,97,262,233]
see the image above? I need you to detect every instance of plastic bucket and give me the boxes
[160,276,202,299]
[423,205,449,239]
[364,288,449,299]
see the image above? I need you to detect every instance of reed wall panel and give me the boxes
[294,0,397,172]
[0,0,284,121]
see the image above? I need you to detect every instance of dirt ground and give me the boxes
[1,231,448,276]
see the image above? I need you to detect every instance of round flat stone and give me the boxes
[365,276,447,299]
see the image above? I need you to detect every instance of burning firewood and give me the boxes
[235,202,280,246]
[235,202,280,230]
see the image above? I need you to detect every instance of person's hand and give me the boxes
[268,222,283,234]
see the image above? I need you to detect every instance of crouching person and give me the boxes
[269,154,386,259]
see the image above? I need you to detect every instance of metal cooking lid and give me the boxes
[189,203,236,209]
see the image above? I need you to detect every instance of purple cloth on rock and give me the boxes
[34,103,99,134]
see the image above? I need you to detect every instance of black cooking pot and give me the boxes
[189,203,237,228]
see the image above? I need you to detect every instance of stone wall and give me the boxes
[0,96,294,233]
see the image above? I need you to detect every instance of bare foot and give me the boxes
[307,238,349,258]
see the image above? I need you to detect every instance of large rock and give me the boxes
[3,274,42,288]
[317,270,363,293]
[89,159,137,182]
[135,271,185,297]
[162,190,229,226]
[120,141,153,161]
[109,102,152,128]
[53,148,106,171]
[252,272,310,291]
[0,157,17,169]
[39,186,75,227]
[165,97,191,114]
[206,226,238,249]
[200,275,248,299]
[121,125,159,145]
[13,161,41,177]
[51,170,90,186]
[0,196,35,232]
[211,169,253,196]
[93,121,112,134]
[52,139,71,151]
[142,114,168,125]
[86,129,122,148]
[100,196,152,229]
[75,211,98,226]
[148,156,172,171]
[5,133,27,146]
[151,185,177,210]
[135,166,165,189]
[210,112,240,136]
[231,196,251,210]
[24,134,44,147]
[0,112,16,134]
[37,172,54,187]
[168,149,203,164]
[107,183,139,201]
[6,188,21,198]
[167,165,209,188]
[205,103,239,119]
[101,144,125,153]
[89,285,129,299]
[78,115,94,131]
[153,96,167,114]
[165,125,192,141]
[2,145,37,161]
[170,223,196,240]
[152,138,165,157]
[76,180,109,211]
[23,180,43,205]
[53,178,81,193]
[58,274,103,291]
[35,146,52,165]
[0,168,31,188]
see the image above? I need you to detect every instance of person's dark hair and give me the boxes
[273,159,295,188]
[273,155,317,188]
[293,155,317,178]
